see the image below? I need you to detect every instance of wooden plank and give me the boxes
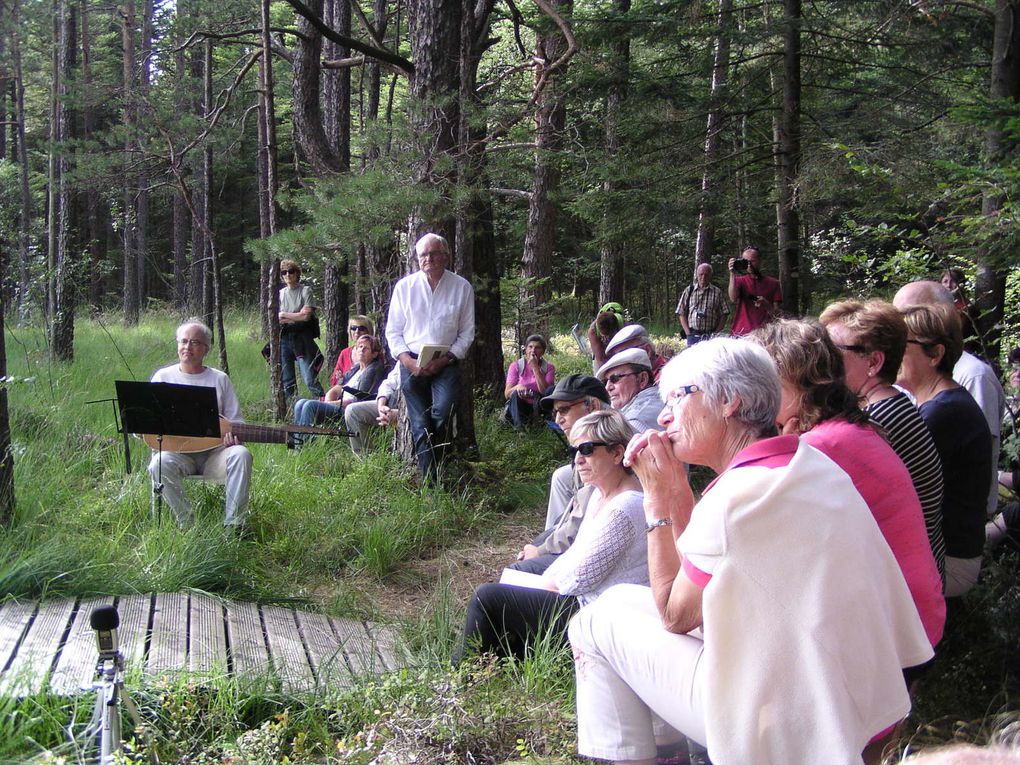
[329,616,377,676]
[261,605,314,693]
[117,594,153,670]
[147,592,188,676]
[366,622,403,673]
[225,601,270,679]
[0,600,38,674]
[188,593,227,675]
[294,611,351,689]
[49,596,116,695]
[4,599,76,695]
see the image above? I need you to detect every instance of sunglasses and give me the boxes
[835,343,867,354]
[552,400,584,417]
[280,268,298,275]
[349,325,370,333]
[604,371,638,385]
[568,441,608,458]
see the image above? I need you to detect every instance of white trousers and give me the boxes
[568,583,707,762]
[344,400,379,454]
[148,445,252,527]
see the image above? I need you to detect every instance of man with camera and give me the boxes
[727,245,783,336]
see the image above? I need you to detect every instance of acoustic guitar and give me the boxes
[140,416,349,453]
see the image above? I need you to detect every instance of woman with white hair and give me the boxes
[568,337,933,765]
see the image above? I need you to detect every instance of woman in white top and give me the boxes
[454,409,648,663]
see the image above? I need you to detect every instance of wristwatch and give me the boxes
[645,518,672,533]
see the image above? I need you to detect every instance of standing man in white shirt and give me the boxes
[148,319,253,530]
[385,233,475,481]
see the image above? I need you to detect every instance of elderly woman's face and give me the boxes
[571,430,622,487]
[525,341,545,360]
[353,337,377,365]
[659,382,721,466]
[896,334,939,392]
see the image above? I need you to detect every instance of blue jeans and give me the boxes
[687,332,712,346]
[401,362,460,481]
[294,398,342,427]
[281,335,324,398]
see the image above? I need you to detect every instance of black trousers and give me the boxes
[455,583,578,663]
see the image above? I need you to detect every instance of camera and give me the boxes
[732,258,750,273]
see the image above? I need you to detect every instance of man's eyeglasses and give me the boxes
[349,325,370,333]
[834,343,867,354]
[666,384,701,407]
[280,268,298,275]
[604,371,638,385]
[568,441,608,458]
[418,250,445,260]
[178,338,207,347]
[552,400,584,417]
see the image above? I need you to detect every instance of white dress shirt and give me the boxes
[385,269,475,360]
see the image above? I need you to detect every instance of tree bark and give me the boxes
[521,0,572,327]
[259,0,285,417]
[598,0,629,305]
[172,0,190,312]
[136,0,154,312]
[79,0,103,314]
[775,0,801,315]
[694,0,732,268]
[292,0,344,175]
[975,0,1020,365]
[122,0,139,326]
[0,288,14,525]
[12,10,33,326]
[50,0,76,360]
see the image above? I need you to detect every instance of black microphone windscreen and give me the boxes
[90,605,120,631]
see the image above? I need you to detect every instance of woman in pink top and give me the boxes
[504,334,556,428]
[751,319,945,652]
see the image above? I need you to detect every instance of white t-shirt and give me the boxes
[151,364,243,422]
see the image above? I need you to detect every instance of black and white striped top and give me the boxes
[867,391,946,577]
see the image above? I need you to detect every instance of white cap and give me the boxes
[597,348,652,380]
[605,324,648,355]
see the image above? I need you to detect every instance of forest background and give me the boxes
[1,0,1020,760]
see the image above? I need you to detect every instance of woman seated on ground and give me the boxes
[569,338,932,765]
[897,303,992,598]
[504,334,556,428]
[819,299,947,579]
[751,318,945,650]
[294,334,385,428]
[455,409,647,662]
[326,316,375,389]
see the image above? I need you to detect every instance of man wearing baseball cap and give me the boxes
[511,374,611,574]
[596,347,665,433]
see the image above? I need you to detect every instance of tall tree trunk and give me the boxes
[598,0,629,305]
[775,0,801,315]
[694,0,732,268]
[136,0,154,312]
[79,0,103,313]
[0,287,14,525]
[12,11,33,326]
[975,0,1020,365]
[292,0,343,175]
[0,2,7,162]
[122,0,139,326]
[521,0,571,328]
[322,0,351,368]
[172,0,190,312]
[189,44,206,315]
[50,0,76,360]
[259,0,285,416]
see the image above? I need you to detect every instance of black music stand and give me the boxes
[115,381,221,524]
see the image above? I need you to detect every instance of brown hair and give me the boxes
[900,303,963,376]
[819,299,907,385]
[355,334,383,359]
[749,318,869,432]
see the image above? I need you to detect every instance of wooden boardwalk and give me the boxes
[0,593,405,696]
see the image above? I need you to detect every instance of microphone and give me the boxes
[90,605,120,658]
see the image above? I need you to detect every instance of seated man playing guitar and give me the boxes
[148,319,252,530]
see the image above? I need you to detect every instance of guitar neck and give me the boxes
[230,422,289,445]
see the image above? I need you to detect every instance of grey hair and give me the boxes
[178,318,213,346]
[584,396,611,412]
[659,337,780,437]
[414,232,450,257]
[569,409,636,450]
